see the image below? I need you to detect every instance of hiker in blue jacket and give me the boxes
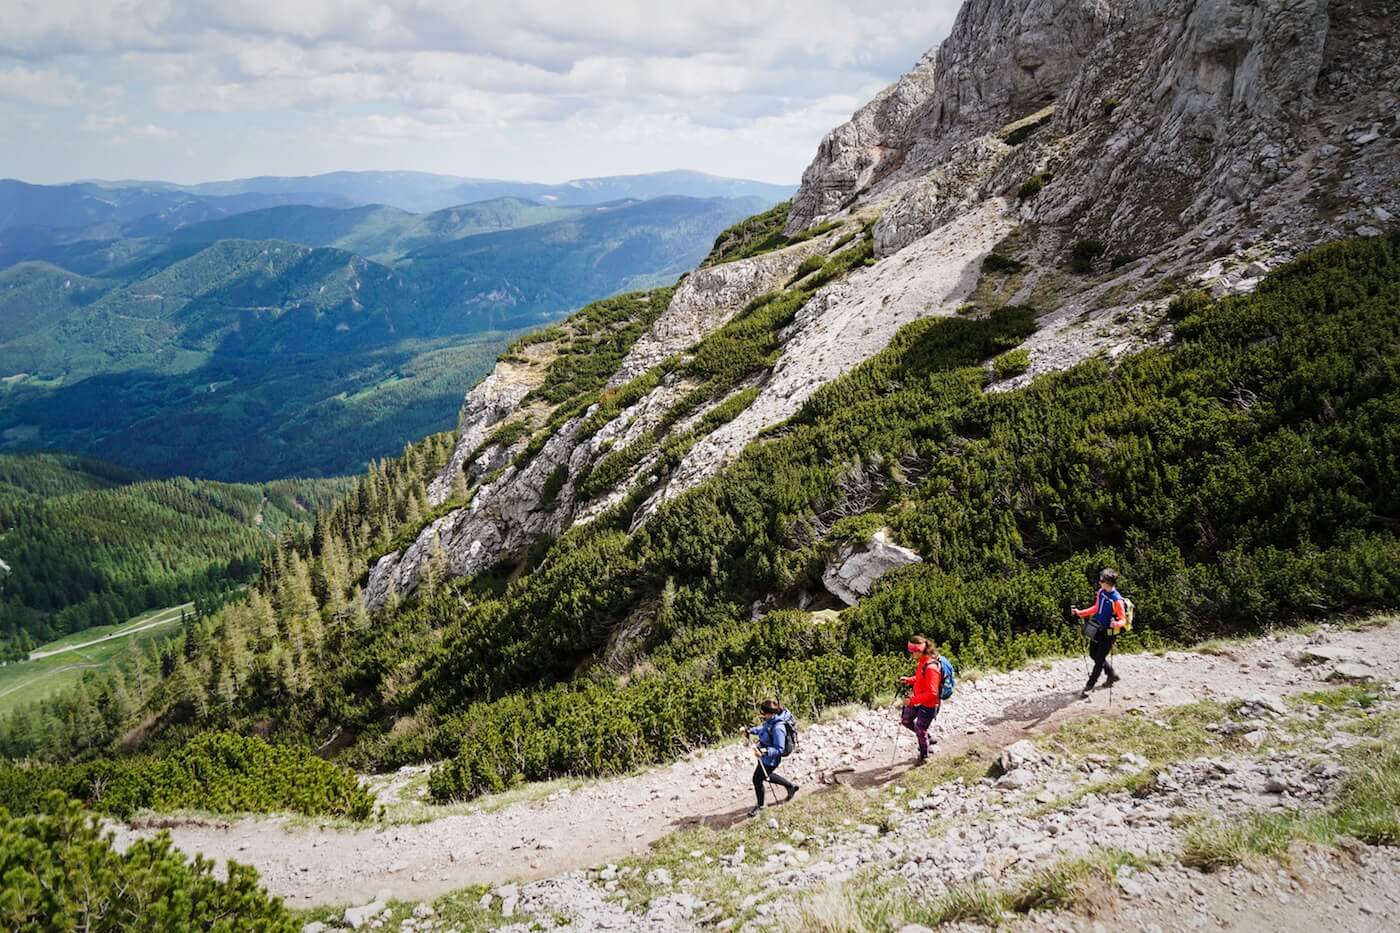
[1072,567,1127,698]
[747,699,799,816]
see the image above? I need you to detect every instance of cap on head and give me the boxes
[758,699,782,715]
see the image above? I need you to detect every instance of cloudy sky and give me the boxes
[0,1,962,186]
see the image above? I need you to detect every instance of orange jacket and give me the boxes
[901,656,942,707]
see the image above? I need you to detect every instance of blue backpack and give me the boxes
[939,656,955,700]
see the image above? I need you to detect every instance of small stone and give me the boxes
[1357,225,1383,238]
[478,894,491,910]
[343,901,387,931]
[412,904,433,919]
[500,894,518,918]
[302,924,327,933]
[1116,865,1146,898]
[646,868,673,887]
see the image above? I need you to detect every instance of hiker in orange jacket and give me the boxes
[900,635,942,764]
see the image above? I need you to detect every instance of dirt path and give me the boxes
[111,622,1400,908]
[28,604,190,660]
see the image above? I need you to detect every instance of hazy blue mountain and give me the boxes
[90,169,797,214]
[163,198,584,261]
[0,179,351,233]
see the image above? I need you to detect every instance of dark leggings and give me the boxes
[753,763,796,805]
[901,704,939,756]
[1085,635,1118,690]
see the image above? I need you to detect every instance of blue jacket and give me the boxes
[1093,587,1124,628]
[748,709,793,769]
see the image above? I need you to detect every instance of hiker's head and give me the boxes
[757,699,782,719]
[906,635,933,657]
[1099,568,1119,589]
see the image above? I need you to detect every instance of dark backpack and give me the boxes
[781,719,798,757]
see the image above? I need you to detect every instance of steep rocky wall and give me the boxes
[786,0,1125,233]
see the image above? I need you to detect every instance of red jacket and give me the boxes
[901,656,942,707]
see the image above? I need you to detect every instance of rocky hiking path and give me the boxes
[112,623,1400,911]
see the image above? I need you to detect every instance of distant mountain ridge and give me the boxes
[12,169,795,223]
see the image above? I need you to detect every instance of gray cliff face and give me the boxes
[608,238,835,389]
[786,0,1125,233]
[368,0,1397,609]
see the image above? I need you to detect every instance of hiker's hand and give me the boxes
[752,747,761,759]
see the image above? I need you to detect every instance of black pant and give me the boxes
[753,762,796,805]
[1085,634,1117,690]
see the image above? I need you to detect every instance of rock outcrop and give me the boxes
[821,530,924,606]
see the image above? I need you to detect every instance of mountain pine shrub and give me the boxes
[0,792,295,931]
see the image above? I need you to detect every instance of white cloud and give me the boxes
[0,65,84,106]
[0,1,964,184]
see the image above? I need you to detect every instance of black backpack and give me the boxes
[781,719,799,757]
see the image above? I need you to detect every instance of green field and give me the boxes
[0,603,190,716]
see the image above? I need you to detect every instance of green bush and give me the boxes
[1167,288,1213,321]
[0,792,295,931]
[428,633,904,800]
[1102,98,1122,116]
[1016,176,1045,200]
[982,253,1026,274]
[0,733,374,820]
[992,348,1031,380]
[787,254,825,285]
[1068,239,1107,273]
[1004,111,1054,146]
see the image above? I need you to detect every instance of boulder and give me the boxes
[822,530,922,605]
[999,739,1041,774]
[1330,663,1376,682]
[342,900,386,930]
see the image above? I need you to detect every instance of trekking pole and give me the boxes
[888,701,902,769]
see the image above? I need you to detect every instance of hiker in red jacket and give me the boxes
[900,635,943,765]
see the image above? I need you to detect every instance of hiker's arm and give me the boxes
[1072,605,1094,618]
[899,675,915,684]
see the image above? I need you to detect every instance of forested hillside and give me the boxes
[0,453,347,655]
[7,235,1395,803]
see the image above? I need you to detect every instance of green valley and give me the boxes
[0,195,767,480]
[0,452,348,654]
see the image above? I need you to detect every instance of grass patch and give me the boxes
[1181,811,1314,871]
[1183,705,1400,870]
[1009,849,1150,914]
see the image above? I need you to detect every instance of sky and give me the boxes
[0,1,962,186]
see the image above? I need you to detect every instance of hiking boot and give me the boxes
[1106,675,1121,687]
[747,804,765,818]
[1080,690,1092,700]
[784,784,799,803]
[914,754,928,767]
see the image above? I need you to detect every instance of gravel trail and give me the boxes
[111,622,1400,909]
